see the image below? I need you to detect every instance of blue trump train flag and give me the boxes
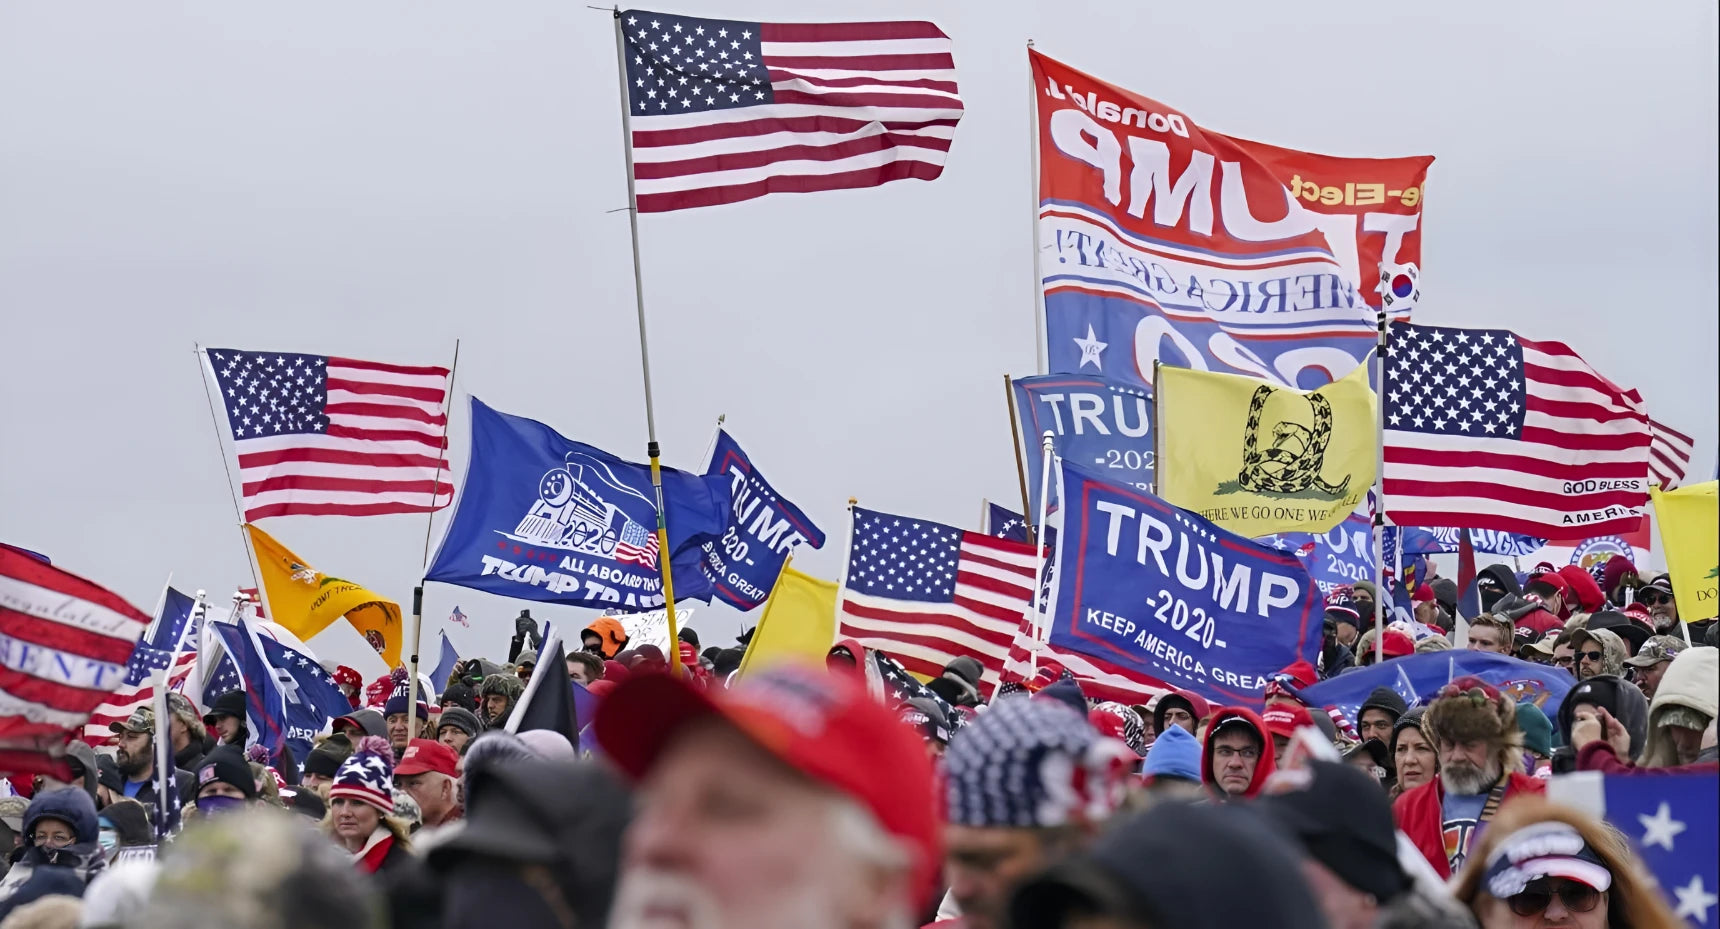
[427,398,731,610]
[1047,463,1322,708]
[699,430,825,611]
[1012,373,1155,513]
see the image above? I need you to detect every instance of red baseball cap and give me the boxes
[1381,630,1416,658]
[1262,703,1314,739]
[1412,585,1435,603]
[596,664,941,904]
[394,739,459,779]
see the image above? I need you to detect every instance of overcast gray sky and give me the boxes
[4,1,1714,676]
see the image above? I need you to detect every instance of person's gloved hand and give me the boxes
[515,614,537,638]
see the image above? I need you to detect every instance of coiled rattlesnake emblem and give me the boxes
[1237,385,1351,498]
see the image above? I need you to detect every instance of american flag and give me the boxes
[615,520,661,568]
[837,508,1033,687]
[1382,323,1651,537]
[206,349,453,521]
[81,588,201,746]
[619,9,963,213]
[998,616,1173,706]
[1647,417,1694,489]
[0,548,153,777]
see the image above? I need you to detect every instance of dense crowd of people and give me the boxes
[0,558,1712,929]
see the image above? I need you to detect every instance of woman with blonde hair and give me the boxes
[320,736,413,875]
[1452,794,1680,928]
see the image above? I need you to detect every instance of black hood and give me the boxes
[1476,565,1522,613]
[1557,674,1650,758]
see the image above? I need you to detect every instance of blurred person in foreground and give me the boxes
[929,696,1133,929]
[596,664,939,929]
[0,790,103,921]
[1451,795,1681,929]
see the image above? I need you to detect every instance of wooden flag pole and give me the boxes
[1004,375,1037,545]
[612,8,682,675]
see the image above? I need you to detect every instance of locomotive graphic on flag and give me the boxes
[508,452,661,569]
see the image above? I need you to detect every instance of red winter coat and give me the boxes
[1393,772,1545,879]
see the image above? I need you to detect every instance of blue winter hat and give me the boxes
[944,697,1132,829]
[383,672,430,721]
[1140,723,1201,783]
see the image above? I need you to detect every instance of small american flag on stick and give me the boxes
[619,9,963,213]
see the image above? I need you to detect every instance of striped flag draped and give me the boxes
[999,616,1173,706]
[0,548,152,776]
[620,9,963,213]
[1382,323,1651,537]
[206,349,453,521]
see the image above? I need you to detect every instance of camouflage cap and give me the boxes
[109,706,154,735]
[0,797,27,832]
[1624,634,1687,668]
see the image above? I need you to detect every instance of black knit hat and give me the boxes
[304,740,351,780]
[440,682,477,712]
[195,747,258,800]
[202,690,248,726]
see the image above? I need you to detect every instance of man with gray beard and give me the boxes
[1391,677,1545,879]
[595,664,940,929]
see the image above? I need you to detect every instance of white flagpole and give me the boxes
[1372,308,1389,666]
[1029,433,1056,666]
[193,346,262,593]
[237,612,288,755]
[610,9,685,674]
[1026,41,1047,375]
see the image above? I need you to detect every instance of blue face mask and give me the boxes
[197,794,247,816]
[98,827,118,852]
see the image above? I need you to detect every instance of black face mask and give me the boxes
[1479,583,1505,612]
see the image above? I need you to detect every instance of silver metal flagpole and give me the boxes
[1026,41,1048,375]
[612,8,684,675]
[194,345,262,592]
[407,339,461,723]
[1372,310,1389,666]
[1026,432,1056,680]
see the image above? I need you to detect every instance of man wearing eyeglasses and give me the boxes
[1635,576,1679,633]
[1548,630,1579,674]
[1200,709,1275,800]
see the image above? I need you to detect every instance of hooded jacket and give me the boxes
[1638,646,1718,768]
[0,789,105,921]
[580,617,629,659]
[63,742,99,808]
[1199,708,1276,800]
[1572,627,1628,680]
[1476,565,1522,613]
[336,708,389,741]
[477,674,525,728]
[1556,674,1649,758]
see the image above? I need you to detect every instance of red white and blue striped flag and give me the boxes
[1647,417,1694,489]
[619,9,963,213]
[1382,323,1651,537]
[0,548,153,776]
[206,349,453,521]
[81,587,200,746]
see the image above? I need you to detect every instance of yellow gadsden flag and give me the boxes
[1158,362,1376,537]
[246,524,404,667]
[738,564,838,677]
[1649,480,1718,622]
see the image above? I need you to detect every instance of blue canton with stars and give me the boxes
[847,508,962,603]
[1384,322,1525,438]
[622,10,772,116]
[209,621,353,766]
[207,349,329,440]
[1586,773,1719,924]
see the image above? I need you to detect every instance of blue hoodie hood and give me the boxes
[23,787,98,845]
[1141,723,1201,783]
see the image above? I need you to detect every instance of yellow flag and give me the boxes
[1157,362,1376,537]
[246,524,404,667]
[1649,481,1718,622]
[738,565,838,677]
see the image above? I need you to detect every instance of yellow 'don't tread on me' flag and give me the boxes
[1157,363,1376,537]
[738,564,838,677]
[1649,480,1718,621]
[246,524,404,667]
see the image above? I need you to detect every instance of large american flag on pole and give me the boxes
[619,9,963,213]
[1382,322,1651,537]
[207,349,453,521]
[0,548,153,776]
[837,508,1030,688]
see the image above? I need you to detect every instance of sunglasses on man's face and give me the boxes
[1507,880,1603,917]
[1638,590,1672,606]
[1578,650,1605,663]
[1554,656,1575,668]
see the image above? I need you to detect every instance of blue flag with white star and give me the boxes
[1549,772,1719,925]
[209,621,354,764]
[1046,463,1323,708]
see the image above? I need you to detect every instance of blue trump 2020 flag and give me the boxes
[1012,373,1155,513]
[210,620,353,764]
[1299,651,1574,731]
[1262,511,1375,600]
[1047,462,1322,708]
[700,430,824,611]
[427,398,731,610]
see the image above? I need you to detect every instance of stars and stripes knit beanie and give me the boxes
[329,735,395,815]
[944,696,1134,829]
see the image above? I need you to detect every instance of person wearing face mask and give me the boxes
[0,788,105,921]
[190,747,260,818]
[94,799,153,858]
